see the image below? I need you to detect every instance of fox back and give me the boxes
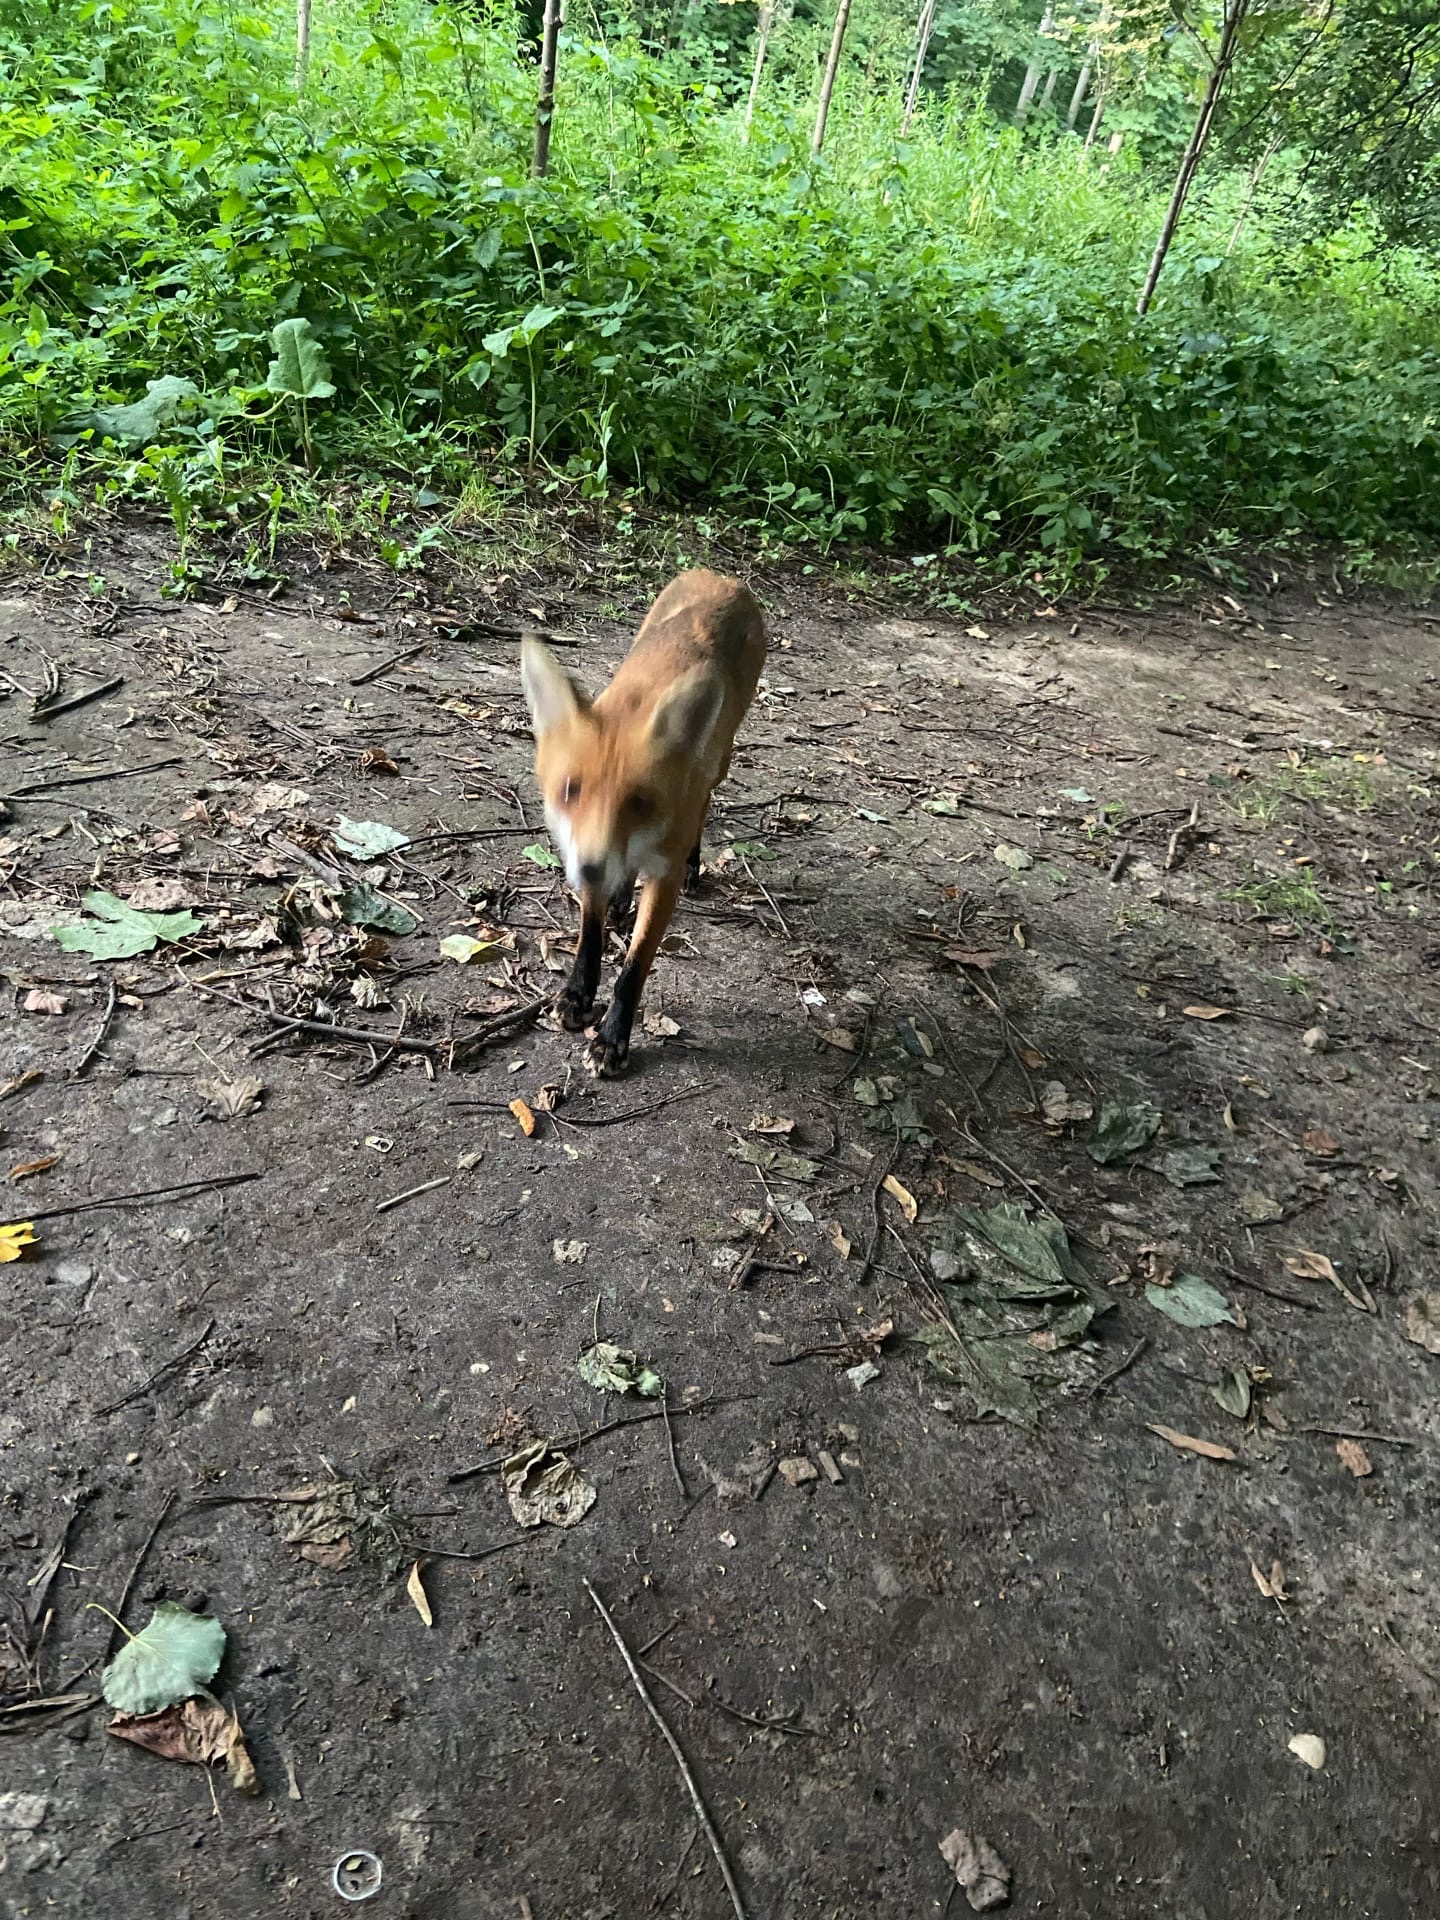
[521,570,766,902]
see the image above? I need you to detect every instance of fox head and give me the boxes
[520,635,723,903]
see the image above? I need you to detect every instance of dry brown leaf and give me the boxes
[7,1155,58,1183]
[23,990,67,1016]
[830,1223,852,1259]
[943,948,1003,971]
[1302,1127,1340,1157]
[1182,1004,1235,1021]
[1336,1438,1373,1478]
[1147,1422,1237,1463]
[126,876,196,913]
[1251,1557,1289,1602]
[818,1027,858,1052]
[643,1011,681,1037]
[945,1157,1006,1189]
[1283,1249,1372,1312]
[406,1557,434,1627]
[359,746,399,776]
[509,1097,536,1137]
[748,1113,795,1136]
[1017,1045,1046,1070]
[0,1069,43,1101]
[938,1828,1010,1912]
[109,1696,260,1796]
[299,1538,353,1571]
[197,1075,264,1120]
[882,1173,918,1224]
[1401,1292,1440,1356]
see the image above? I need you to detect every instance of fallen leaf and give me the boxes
[1160,1144,1223,1188]
[510,1097,537,1137]
[1040,1081,1093,1127]
[830,1223,852,1258]
[1336,1438,1373,1478]
[125,877,196,913]
[250,781,310,813]
[993,843,1033,872]
[337,884,417,937]
[1182,1004,1234,1021]
[522,842,561,869]
[1251,1557,1289,1602]
[109,1695,260,1795]
[748,1113,794,1136]
[938,1828,1011,1912]
[0,1069,43,1101]
[197,1075,263,1120]
[333,817,410,860]
[8,1155,58,1182]
[1145,1274,1236,1328]
[778,1455,819,1488]
[1086,1098,1162,1165]
[1211,1367,1252,1418]
[1302,1126,1340,1157]
[922,792,962,815]
[406,1558,433,1627]
[1402,1292,1440,1355]
[576,1341,662,1396]
[882,1173,918,1223]
[439,933,503,964]
[1237,1188,1284,1224]
[818,1027,858,1052]
[730,1138,821,1181]
[502,1442,596,1529]
[359,745,399,776]
[0,1222,39,1262]
[23,990,68,1015]
[1288,1733,1326,1770]
[101,1604,226,1715]
[643,1011,681,1037]
[53,890,202,961]
[1017,1046,1046,1070]
[943,947,1003,970]
[279,1478,398,1569]
[1284,1249,1371,1311]
[1146,1423,1237,1463]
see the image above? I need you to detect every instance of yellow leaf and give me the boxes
[0,1222,38,1263]
[439,934,502,964]
[406,1557,433,1627]
[509,1097,536,1137]
[882,1173,918,1224]
[1182,1004,1234,1021]
[1146,1422,1237,1463]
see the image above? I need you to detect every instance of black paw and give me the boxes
[558,988,596,1032]
[585,1033,631,1078]
[683,861,706,897]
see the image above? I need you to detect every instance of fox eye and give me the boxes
[561,776,582,805]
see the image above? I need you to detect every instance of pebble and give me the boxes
[251,1406,275,1428]
[777,1456,819,1489]
[1302,1025,1330,1054]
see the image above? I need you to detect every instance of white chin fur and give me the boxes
[547,808,671,896]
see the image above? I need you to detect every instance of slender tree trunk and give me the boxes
[532,0,563,178]
[1136,0,1251,314]
[295,0,312,93]
[901,0,937,136]
[1015,5,1055,121]
[811,0,853,155]
[1225,134,1278,254]
[1066,56,1092,129]
[743,1,774,140]
[1038,67,1058,111]
[1083,88,1105,149]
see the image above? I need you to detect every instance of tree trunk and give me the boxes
[811,0,853,155]
[1066,56,1092,129]
[743,1,774,139]
[1226,135,1278,254]
[531,0,563,178]
[1136,0,1251,315]
[1015,6,1055,121]
[1038,67,1058,112]
[295,0,312,93]
[1083,89,1105,149]
[901,0,937,136]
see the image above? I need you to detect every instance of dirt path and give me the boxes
[1,540,1437,1919]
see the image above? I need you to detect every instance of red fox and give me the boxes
[520,570,766,1076]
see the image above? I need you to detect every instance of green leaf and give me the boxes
[1161,1145,1223,1187]
[101,1603,226,1715]
[53,890,202,960]
[954,1200,1081,1290]
[1059,787,1094,804]
[338,885,417,936]
[333,817,409,859]
[910,1322,1040,1428]
[1211,1367,1252,1418]
[516,303,564,343]
[921,792,962,815]
[265,318,336,401]
[79,377,201,449]
[1145,1274,1236,1328]
[575,1341,664,1398]
[1086,1098,1162,1164]
[993,843,1034,872]
[522,843,561,869]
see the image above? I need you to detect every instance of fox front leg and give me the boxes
[559,892,604,1031]
[588,870,681,1077]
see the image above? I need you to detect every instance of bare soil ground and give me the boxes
[1,531,1438,1920]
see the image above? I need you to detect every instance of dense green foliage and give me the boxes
[2,0,1438,570]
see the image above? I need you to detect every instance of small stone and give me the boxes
[929,1248,962,1282]
[777,1456,819,1489]
[836,1423,860,1443]
[816,1450,843,1484]
[250,1406,275,1428]
[845,1360,881,1391]
[1302,1025,1330,1054]
[1288,1732,1327,1770]
[124,1451,140,1466]
[840,1451,862,1469]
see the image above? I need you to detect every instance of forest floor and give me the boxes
[1,523,1438,1920]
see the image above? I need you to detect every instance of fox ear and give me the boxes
[649,670,724,759]
[520,636,588,738]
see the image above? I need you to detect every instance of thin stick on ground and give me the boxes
[737,850,792,938]
[584,1579,750,1920]
[73,978,118,1077]
[446,1393,749,1483]
[97,1320,215,1417]
[1,1170,262,1230]
[660,1395,687,1497]
[1088,1335,1150,1399]
[103,1490,178,1659]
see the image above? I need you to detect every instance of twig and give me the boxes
[737,851,792,939]
[349,643,426,687]
[265,1011,440,1057]
[450,995,550,1067]
[1164,800,1201,873]
[356,1001,409,1085]
[660,1395,687,1497]
[25,1490,95,1656]
[2,757,184,799]
[1088,1336,1150,1399]
[853,1142,896,1289]
[453,1082,703,1126]
[1218,1263,1320,1312]
[447,1394,746,1483]
[1,1170,262,1229]
[32,675,126,723]
[1107,840,1134,883]
[98,1320,215,1417]
[711,1694,813,1738]
[406,1537,531,1564]
[104,1491,178,1659]
[1295,1424,1418,1449]
[73,979,118,1078]
[376,1175,452,1215]
[958,1125,1052,1215]
[584,1580,750,1920]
